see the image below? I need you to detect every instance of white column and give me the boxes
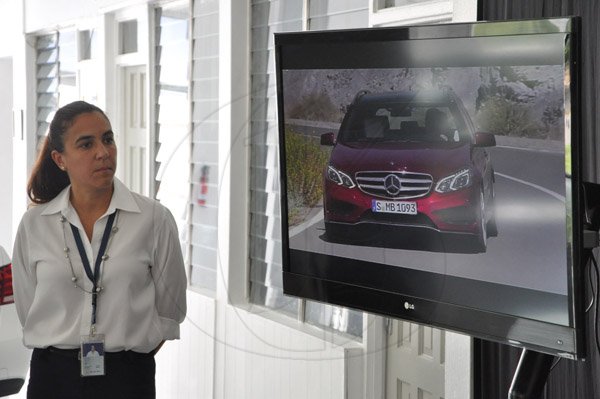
[215,1,250,397]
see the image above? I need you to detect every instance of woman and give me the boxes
[12,101,187,398]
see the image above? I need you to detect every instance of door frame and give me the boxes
[105,3,155,196]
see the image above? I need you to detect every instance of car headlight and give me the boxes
[435,168,472,193]
[327,165,355,188]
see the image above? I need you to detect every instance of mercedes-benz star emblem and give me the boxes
[384,174,402,196]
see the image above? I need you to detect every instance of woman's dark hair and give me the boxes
[27,101,109,204]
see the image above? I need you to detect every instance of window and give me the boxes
[34,26,102,146]
[78,27,100,105]
[78,30,93,61]
[57,30,78,106]
[153,2,192,276]
[377,0,431,9]
[309,0,368,30]
[248,0,367,338]
[370,0,453,26]
[118,19,138,54]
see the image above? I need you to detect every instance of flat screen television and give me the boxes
[275,17,586,359]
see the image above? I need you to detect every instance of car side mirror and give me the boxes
[321,132,335,146]
[474,132,496,147]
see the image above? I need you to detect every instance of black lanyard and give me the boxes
[70,211,117,326]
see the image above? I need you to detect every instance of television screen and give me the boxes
[275,17,585,358]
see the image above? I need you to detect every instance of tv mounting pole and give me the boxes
[508,349,555,399]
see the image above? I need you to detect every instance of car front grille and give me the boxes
[355,171,433,199]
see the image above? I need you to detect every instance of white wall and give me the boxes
[0,0,19,57]
[0,58,13,254]
[1,0,33,250]
[155,293,216,399]
[23,0,150,32]
[0,2,19,248]
[156,293,352,399]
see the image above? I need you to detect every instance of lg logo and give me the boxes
[404,301,415,310]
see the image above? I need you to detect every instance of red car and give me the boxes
[320,90,497,251]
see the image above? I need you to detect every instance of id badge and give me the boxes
[81,334,105,377]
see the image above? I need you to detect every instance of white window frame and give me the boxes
[217,0,249,307]
[369,0,476,26]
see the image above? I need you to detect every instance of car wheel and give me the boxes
[487,183,498,237]
[487,215,498,238]
[475,189,487,251]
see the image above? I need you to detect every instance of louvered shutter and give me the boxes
[189,0,220,292]
[35,33,59,145]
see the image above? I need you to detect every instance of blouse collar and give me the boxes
[41,178,141,217]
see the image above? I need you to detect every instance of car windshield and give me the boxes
[339,102,469,144]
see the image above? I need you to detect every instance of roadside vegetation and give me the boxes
[475,66,563,140]
[285,126,331,226]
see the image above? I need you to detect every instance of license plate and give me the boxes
[372,200,417,215]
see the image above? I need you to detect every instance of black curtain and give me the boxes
[476,2,600,398]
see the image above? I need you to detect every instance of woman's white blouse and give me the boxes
[12,179,187,353]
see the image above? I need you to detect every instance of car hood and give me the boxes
[329,141,473,180]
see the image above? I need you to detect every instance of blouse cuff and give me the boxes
[160,316,181,340]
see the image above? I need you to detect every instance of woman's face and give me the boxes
[51,111,117,195]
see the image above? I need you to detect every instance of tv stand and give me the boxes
[508,349,555,399]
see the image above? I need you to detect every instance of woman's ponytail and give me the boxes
[27,136,70,204]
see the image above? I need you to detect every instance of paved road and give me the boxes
[289,145,570,295]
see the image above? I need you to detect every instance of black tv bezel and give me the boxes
[275,17,585,359]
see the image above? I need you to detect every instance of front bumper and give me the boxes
[323,181,481,234]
